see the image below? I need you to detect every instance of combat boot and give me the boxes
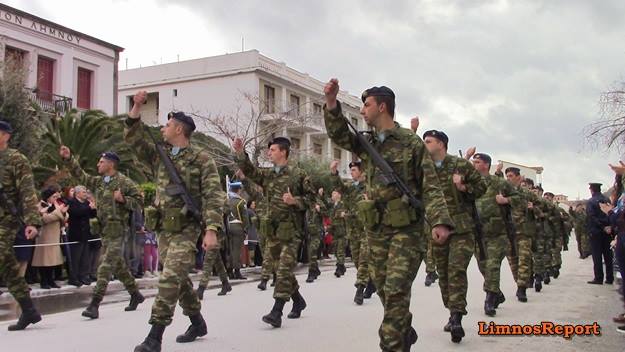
[424,272,438,287]
[534,274,543,292]
[484,292,496,317]
[270,273,277,287]
[176,313,207,343]
[494,291,505,309]
[197,285,206,300]
[233,269,247,280]
[134,324,165,352]
[262,298,286,328]
[354,285,365,305]
[516,287,528,303]
[544,271,551,284]
[450,312,465,343]
[218,279,232,296]
[287,290,307,319]
[314,266,321,277]
[125,291,145,311]
[306,270,316,283]
[363,279,376,299]
[8,297,42,331]
[339,263,346,274]
[402,326,418,352]
[553,267,560,279]
[227,269,234,280]
[257,279,268,291]
[81,296,102,319]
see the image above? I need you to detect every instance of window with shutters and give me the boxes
[77,67,92,109]
[37,56,54,101]
[264,85,275,113]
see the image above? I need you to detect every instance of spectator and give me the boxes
[143,229,158,277]
[246,201,260,267]
[66,185,97,287]
[86,192,101,282]
[32,187,68,289]
[600,195,625,332]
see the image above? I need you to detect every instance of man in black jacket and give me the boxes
[67,185,97,286]
[585,183,613,285]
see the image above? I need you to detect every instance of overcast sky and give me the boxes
[7,0,625,199]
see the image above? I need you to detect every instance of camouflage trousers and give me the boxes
[199,235,228,287]
[269,238,302,301]
[542,233,554,273]
[149,227,201,326]
[368,225,424,352]
[355,234,370,287]
[260,235,278,281]
[348,222,364,268]
[307,226,321,271]
[505,235,533,288]
[93,235,138,300]
[433,233,474,315]
[551,235,563,268]
[228,225,245,270]
[575,229,591,257]
[334,231,347,266]
[0,225,30,301]
[532,232,547,276]
[425,238,436,274]
[475,235,507,293]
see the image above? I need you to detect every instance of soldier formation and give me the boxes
[0,78,591,352]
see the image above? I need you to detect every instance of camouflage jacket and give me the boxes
[432,155,487,235]
[476,174,520,237]
[124,118,224,232]
[0,148,41,228]
[235,151,314,228]
[64,156,143,226]
[329,199,348,236]
[324,102,454,233]
[516,186,543,237]
[307,195,327,232]
[569,208,588,235]
[330,172,366,229]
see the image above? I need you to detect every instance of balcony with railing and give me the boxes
[24,87,73,115]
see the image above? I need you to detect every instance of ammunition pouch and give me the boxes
[162,208,185,232]
[276,221,295,242]
[356,199,379,229]
[144,206,161,231]
[382,198,417,228]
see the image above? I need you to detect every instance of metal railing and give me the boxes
[24,87,73,115]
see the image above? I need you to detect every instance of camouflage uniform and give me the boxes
[125,118,224,327]
[331,174,370,286]
[243,179,275,285]
[306,199,326,278]
[65,157,143,301]
[430,155,486,315]
[505,185,535,289]
[475,174,519,295]
[570,208,591,257]
[536,197,555,279]
[235,153,314,303]
[199,228,228,287]
[329,198,348,268]
[325,102,453,351]
[0,148,42,326]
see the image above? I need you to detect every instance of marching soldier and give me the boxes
[324,79,453,351]
[423,130,487,343]
[0,120,43,331]
[59,146,145,319]
[226,181,250,280]
[233,136,315,328]
[126,91,225,351]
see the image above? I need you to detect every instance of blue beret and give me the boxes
[168,111,196,131]
[229,181,243,190]
[361,86,395,103]
[0,120,14,134]
[422,130,449,146]
[472,153,492,165]
[101,151,120,163]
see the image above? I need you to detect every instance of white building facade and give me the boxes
[0,4,123,115]
[118,50,364,176]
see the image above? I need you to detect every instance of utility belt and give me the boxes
[356,198,418,229]
[259,215,299,243]
[145,206,198,233]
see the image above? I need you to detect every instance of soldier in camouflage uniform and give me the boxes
[423,130,487,343]
[233,135,314,328]
[570,204,591,258]
[471,153,520,317]
[324,80,453,352]
[503,167,536,302]
[544,192,564,279]
[532,185,555,285]
[59,147,145,319]
[0,120,43,331]
[329,189,348,277]
[305,187,326,283]
[196,212,231,298]
[520,178,547,293]
[126,92,225,352]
